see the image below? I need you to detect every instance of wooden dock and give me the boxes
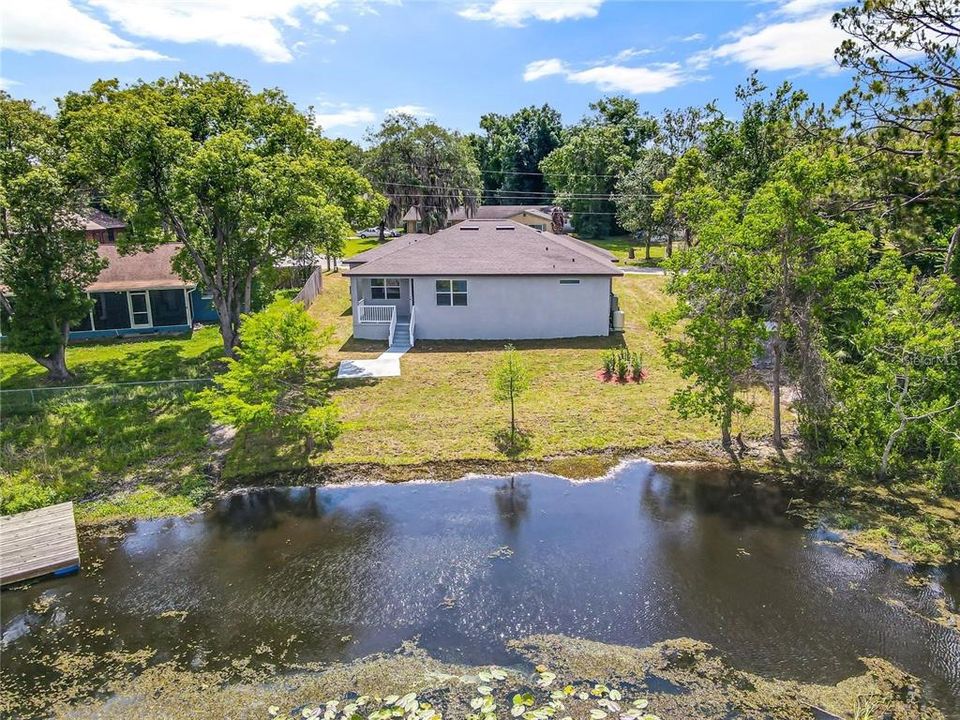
[0,502,80,586]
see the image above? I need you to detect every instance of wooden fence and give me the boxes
[293,267,324,308]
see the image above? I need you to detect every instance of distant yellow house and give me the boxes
[402,204,558,234]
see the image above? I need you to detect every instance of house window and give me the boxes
[532,224,546,231]
[436,279,467,306]
[371,278,400,300]
[559,278,580,285]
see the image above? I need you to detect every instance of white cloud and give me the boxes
[313,103,377,130]
[567,63,687,94]
[706,12,846,72]
[88,0,346,63]
[525,57,688,94]
[777,0,840,16]
[1,0,170,62]
[2,0,385,64]
[680,32,705,42]
[523,58,568,81]
[612,47,654,62]
[459,0,603,27]
[0,77,22,90]
[385,104,432,117]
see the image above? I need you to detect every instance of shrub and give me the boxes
[615,352,629,381]
[630,351,644,380]
[601,350,616,377]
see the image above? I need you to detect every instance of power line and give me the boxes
[372,178,659,199]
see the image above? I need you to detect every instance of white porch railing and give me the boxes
[388,309,397,347]
[409,306,416,347]
[357,299,395,324]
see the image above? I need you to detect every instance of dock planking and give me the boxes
[0,502,80,586]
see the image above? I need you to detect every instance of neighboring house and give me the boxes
[1,210,218,341]
[342,220,622,342]
[401,204,558,234]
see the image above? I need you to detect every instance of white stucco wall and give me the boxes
[351,277,408,340]
[409,275,612,340]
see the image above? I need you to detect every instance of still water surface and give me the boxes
[3,461,959,714]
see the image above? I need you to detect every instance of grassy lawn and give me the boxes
[0,327,224,516]
[227,272,783,475]
[342,235,381,259]
[579,235,668,265]
[1,271,783,516]
[0,325,224,390]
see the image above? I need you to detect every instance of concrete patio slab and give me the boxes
[336,343,411,379]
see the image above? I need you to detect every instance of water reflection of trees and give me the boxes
[639,470,796,529]
[214,486,330,533]
[494,477,531,533]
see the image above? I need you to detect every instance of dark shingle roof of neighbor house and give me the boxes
[401,204,555,223]
[342,220,621,277]
[81,208,127,231]
[89,243,194,291]
[447,205,554,222]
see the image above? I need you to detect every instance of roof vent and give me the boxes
[495,225,515,231]
[460,224,480,231]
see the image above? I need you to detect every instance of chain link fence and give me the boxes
[1,377,213,414]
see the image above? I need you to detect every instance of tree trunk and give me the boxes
[684,226,692,250]
[215,296,238,358]
[378,219,386,243]
[645,224,652,261]
[879,416,906,481]
[509,386,516,442]
[772,337,783,451]
[34,322,73,382]
[944,224,960,276]
[666,231,673,258]
[721,414,732,449]
[326,253,332,272]
[243,274,253,314]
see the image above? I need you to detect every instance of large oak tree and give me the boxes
[60,74,384,355]
[0,93,104,381]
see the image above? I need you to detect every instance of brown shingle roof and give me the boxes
[81,208,126,231]
[342,220,622,277]
[89,243,193,291]
[447,205,553,222]
[402,204,555,224]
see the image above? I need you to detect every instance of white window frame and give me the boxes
[436,279,468,307]
[371,278,400,300]
[127,290,153,328]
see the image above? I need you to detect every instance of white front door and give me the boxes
[127,291,153,328]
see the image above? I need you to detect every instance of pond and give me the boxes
[2,461,959,716]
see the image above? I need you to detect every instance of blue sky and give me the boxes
[1,0,854,143]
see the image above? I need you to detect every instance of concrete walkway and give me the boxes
[336,322,412,379]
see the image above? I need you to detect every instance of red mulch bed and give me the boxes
[595,369,647,384]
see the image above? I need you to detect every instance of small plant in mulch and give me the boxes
[599,348,647,384]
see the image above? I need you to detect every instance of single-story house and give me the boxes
[401,204,559,234]
[1,210,219,341]
[342,219,622,342]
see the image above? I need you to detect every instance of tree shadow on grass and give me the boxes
[493,427,532,458]
[77,343,225,385]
